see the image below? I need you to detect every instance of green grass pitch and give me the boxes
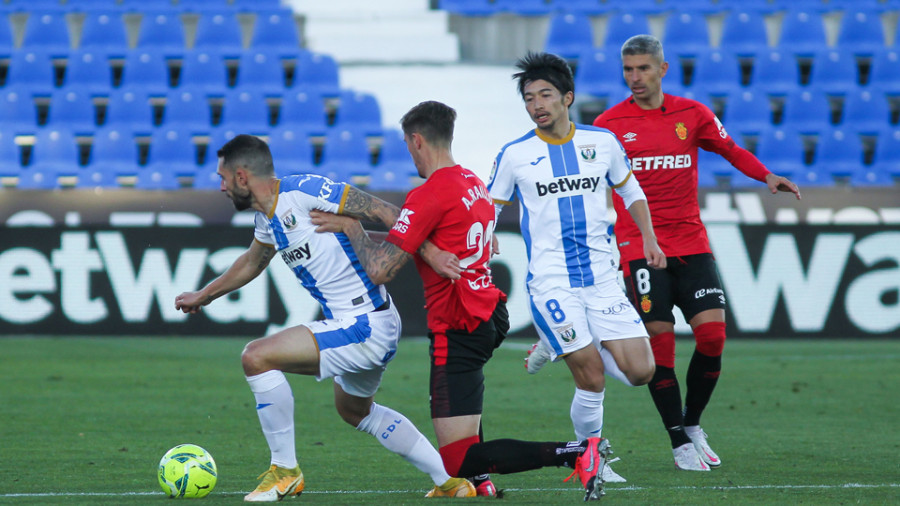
[1,336,897,504]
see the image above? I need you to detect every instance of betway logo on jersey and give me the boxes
[535,176,602,197]
[631,154,693,171]
[280,242,312,267]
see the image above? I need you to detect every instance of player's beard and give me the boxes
[230,186,252,211]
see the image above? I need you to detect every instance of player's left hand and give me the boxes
[310,210,356,233]
[175,291,208,314]
[765,173,801,200]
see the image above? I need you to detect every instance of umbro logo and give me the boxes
[530,156,546,165]
[623,132,638,143]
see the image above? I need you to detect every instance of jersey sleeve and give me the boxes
[604,132,634,188]
[280,174,346,213]
[253,212,274,245]
[487,149,516,205]
[386,187,443,255]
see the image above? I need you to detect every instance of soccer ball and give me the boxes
[157,444,218,498]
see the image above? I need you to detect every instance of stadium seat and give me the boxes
[0,87,38,132]
[294,51,341,98]
[0,128,22,179]
[808,49,859,96]
[0,13,13,59]
[754,127,805,176]
[812,127,863,179]
[573,47,628,101]
[750,50,800,97]
[278,89,328,135]
[22,11,70,55]
[268,127,315,177]
[161,88,213,133]
[219,89,271,132]
[333,90,382,136]
[837,9,887,56]
[46,87,97,134]
[193,11,243,58]
[83,126,137,184]
[661,57,686,94]
[134,165,182,189]
[374,128,417,181]
[544,11,594,61]
[318,128,373,182]
[250,9,301,58]
[691,50,743,97]
[777,9,827,58]
[121,50,172,98]
[437,0,496,16]
[64,50,113,96]
[848,165,894,186]
[722,89,772,137]
[29,127,80,177]
[871,127,900,178]
[603,12,650,50]
[79,11,128,58]
[698,147,733,181]
[867,48,900,97]
[178,50,228,97]
[136,11,186,58]
[781,88,832,134]
[662,11,711,60]
[841,88,891,134]
[7,50,56,97]
[194,127,238,189]
[235,50,287,96]
[76,166,120,188]
[367,165,413,191]
[104,89,153,134]
[719,10,768,57]
[16,167,59,190]
[145,127,198,180]
[495,0,552,16]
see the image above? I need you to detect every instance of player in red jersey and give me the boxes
[312,100,614,500]
[593,35,801,471]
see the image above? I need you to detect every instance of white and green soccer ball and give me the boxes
[157,444,218,498]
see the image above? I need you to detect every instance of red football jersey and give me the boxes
[386,165,505,333]
[594,94,768,273]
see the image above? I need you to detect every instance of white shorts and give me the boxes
[530,278,648,361]
[307,302,401,398]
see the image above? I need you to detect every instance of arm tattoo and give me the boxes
[256,246,275,271]
[343,221,410,282]
[342,187,401,228]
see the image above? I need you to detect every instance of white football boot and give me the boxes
[601,457,626,483]
[685,426,721,467]
[672,442,711,471]
[524,340,551,374]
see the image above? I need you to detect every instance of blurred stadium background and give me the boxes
[0,0,897,339]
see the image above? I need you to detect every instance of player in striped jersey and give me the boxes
[489,52,666,481]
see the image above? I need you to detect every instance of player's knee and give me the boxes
[335,402,368,427]
[649,332,676,369]
[241,341,268,376]
[694,321,726,357]
[627,362,655,386]
[439,435,480,477]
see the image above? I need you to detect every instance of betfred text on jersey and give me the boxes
[631,154,692,171]
[535,176,602,197]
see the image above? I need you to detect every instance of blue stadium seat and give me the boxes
[367,165,413,191]
[7,50,56,97]
[136,11,186,59]
[145,127,197,179]
[250,9,301,58]
[194,11,243,58]
[17,167,59,189]
[849,165,894,186]
[841,88,891,134]
[29,127,80,177]
[871,127,900,178]
[603,12,650,49]
[0,128,22,179]
[867,48,900,97]
[268,127,315,177]
[319,128,373,182]
[178,50,228,97]
[65,50,113,96]
[698,147,733,181]
[294,51,341,98]
[47,87,97,134]
[76,166,120,188]
[754,127,805,176]
[162,88,213,133]
[777,9,827,58]
[812,127,863,179]
[79,11,128,58]
[574,47,628,101]
[808,49,859,96]
[219,89,271,132]
[544,11,594,61]
[121,50,172,98]
[661,58,686,94]
[0,13,14,59]
[662,11,710,59]
[750,50,800,97]
[437,0,496,16]
[837,9,887,56]
[495,0,552,16]
[278,89,328,135]
[691,49,743,97]
[23,12,70,55]
[375,128,416,179]
[781,88,832,134]
[0,87,38,132]
[235,50,286,96]
[722,89,772,137]
[333,90,382,136]
[135,165,181,189]
[83,126,136,185]
[719,10,768,57]
[104,89,153,134]
[194,127,238,188]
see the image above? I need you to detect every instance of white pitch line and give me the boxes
[3,483,898,498]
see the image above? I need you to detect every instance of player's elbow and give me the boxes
[368,271,393,285]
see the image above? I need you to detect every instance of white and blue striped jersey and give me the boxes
[253,174,388,319]
[488,123,639,292]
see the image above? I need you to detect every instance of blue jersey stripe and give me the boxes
[335,233,385,308]
[530,298,564,356]
[291,265,331,318]
[515,186,534,288]
[270,217,290,250]
[548,140,593,287]
[316,314,372,351]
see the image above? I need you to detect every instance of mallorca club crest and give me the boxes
[640,295,652,313]
[280,210,298,230]
[675,122,688,140]
[578,144,597,162]
[555,323,577,343]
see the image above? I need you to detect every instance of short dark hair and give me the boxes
[513,51,574,99]
[216,134,275,177]
[621,34,665,64]
[400,100,456,149]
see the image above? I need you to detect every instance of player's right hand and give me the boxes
[175,291,208,314]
